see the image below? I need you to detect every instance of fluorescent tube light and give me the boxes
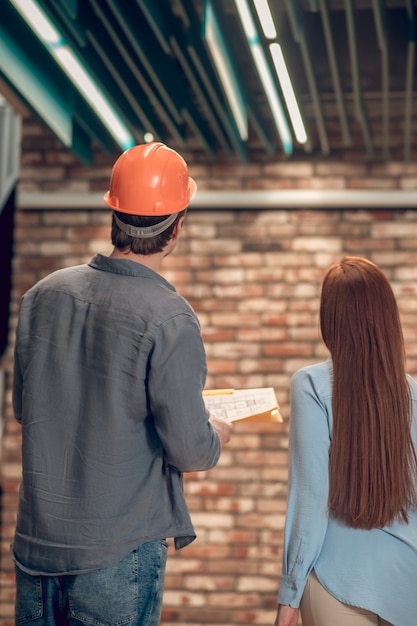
[245,0,308,146]
[251,44,292,152]
[253,0,277,39]
[11,0,60,44]
[234,0,257,41]
[234,0,292,153]
[204,0,248,141]
[10,0,135,151]
[270,43,307,144]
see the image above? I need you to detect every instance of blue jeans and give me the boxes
[15,540,168,626]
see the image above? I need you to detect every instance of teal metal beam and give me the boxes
[284,0,329,154]
[174,0,242,156]
[88,0,185,145]
[372,0,389,159]
[318,0,351,146]
[344,0,374,157]
[1,1,73,146]
[106,0,184,127]
[137,0,227,155]
[181,108,216,158]
[2,1,127,163]
[71,119,92,165]
[37,0,87,47]
[72,92,118,157]
[203,0,248,142]
[188,33,247,162]
[135,0,171,54]
[169,36,226,155]
[404,0,415,163]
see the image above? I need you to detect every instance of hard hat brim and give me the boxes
[188,176,197,204]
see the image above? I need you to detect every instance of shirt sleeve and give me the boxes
[278,367,331,607]
[12,342,23,423]
[148,311,221,472]
[12,299,25,424]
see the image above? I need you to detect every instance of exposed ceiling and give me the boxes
[1,0,416,166]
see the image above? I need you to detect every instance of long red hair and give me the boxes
[320,256,417,529]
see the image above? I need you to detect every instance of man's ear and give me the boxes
[171,216,185,242]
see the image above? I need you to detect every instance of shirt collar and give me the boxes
[88,253,176,291]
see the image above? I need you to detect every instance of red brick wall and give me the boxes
[1,117,417,625]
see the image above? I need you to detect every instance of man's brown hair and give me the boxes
[111,209,186,255]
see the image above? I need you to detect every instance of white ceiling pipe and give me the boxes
[18,189,417,210]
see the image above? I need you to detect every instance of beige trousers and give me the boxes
[300,571,393,626]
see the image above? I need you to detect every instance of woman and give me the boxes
[274,256,417,626]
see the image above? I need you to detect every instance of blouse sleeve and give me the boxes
[278,366,332,607]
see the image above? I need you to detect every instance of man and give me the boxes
[12,142,232,625]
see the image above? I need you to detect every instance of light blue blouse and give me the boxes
[278,360,417,626]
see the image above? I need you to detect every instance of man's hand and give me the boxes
[209,414,233,446]
[273,604,299,626]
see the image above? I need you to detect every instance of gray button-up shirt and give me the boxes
[13,253,220,575]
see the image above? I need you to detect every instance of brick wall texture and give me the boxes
[1,117,417,625]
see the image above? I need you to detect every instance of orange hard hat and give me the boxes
[104,142,197,216]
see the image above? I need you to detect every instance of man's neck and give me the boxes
[109,247,166,272]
